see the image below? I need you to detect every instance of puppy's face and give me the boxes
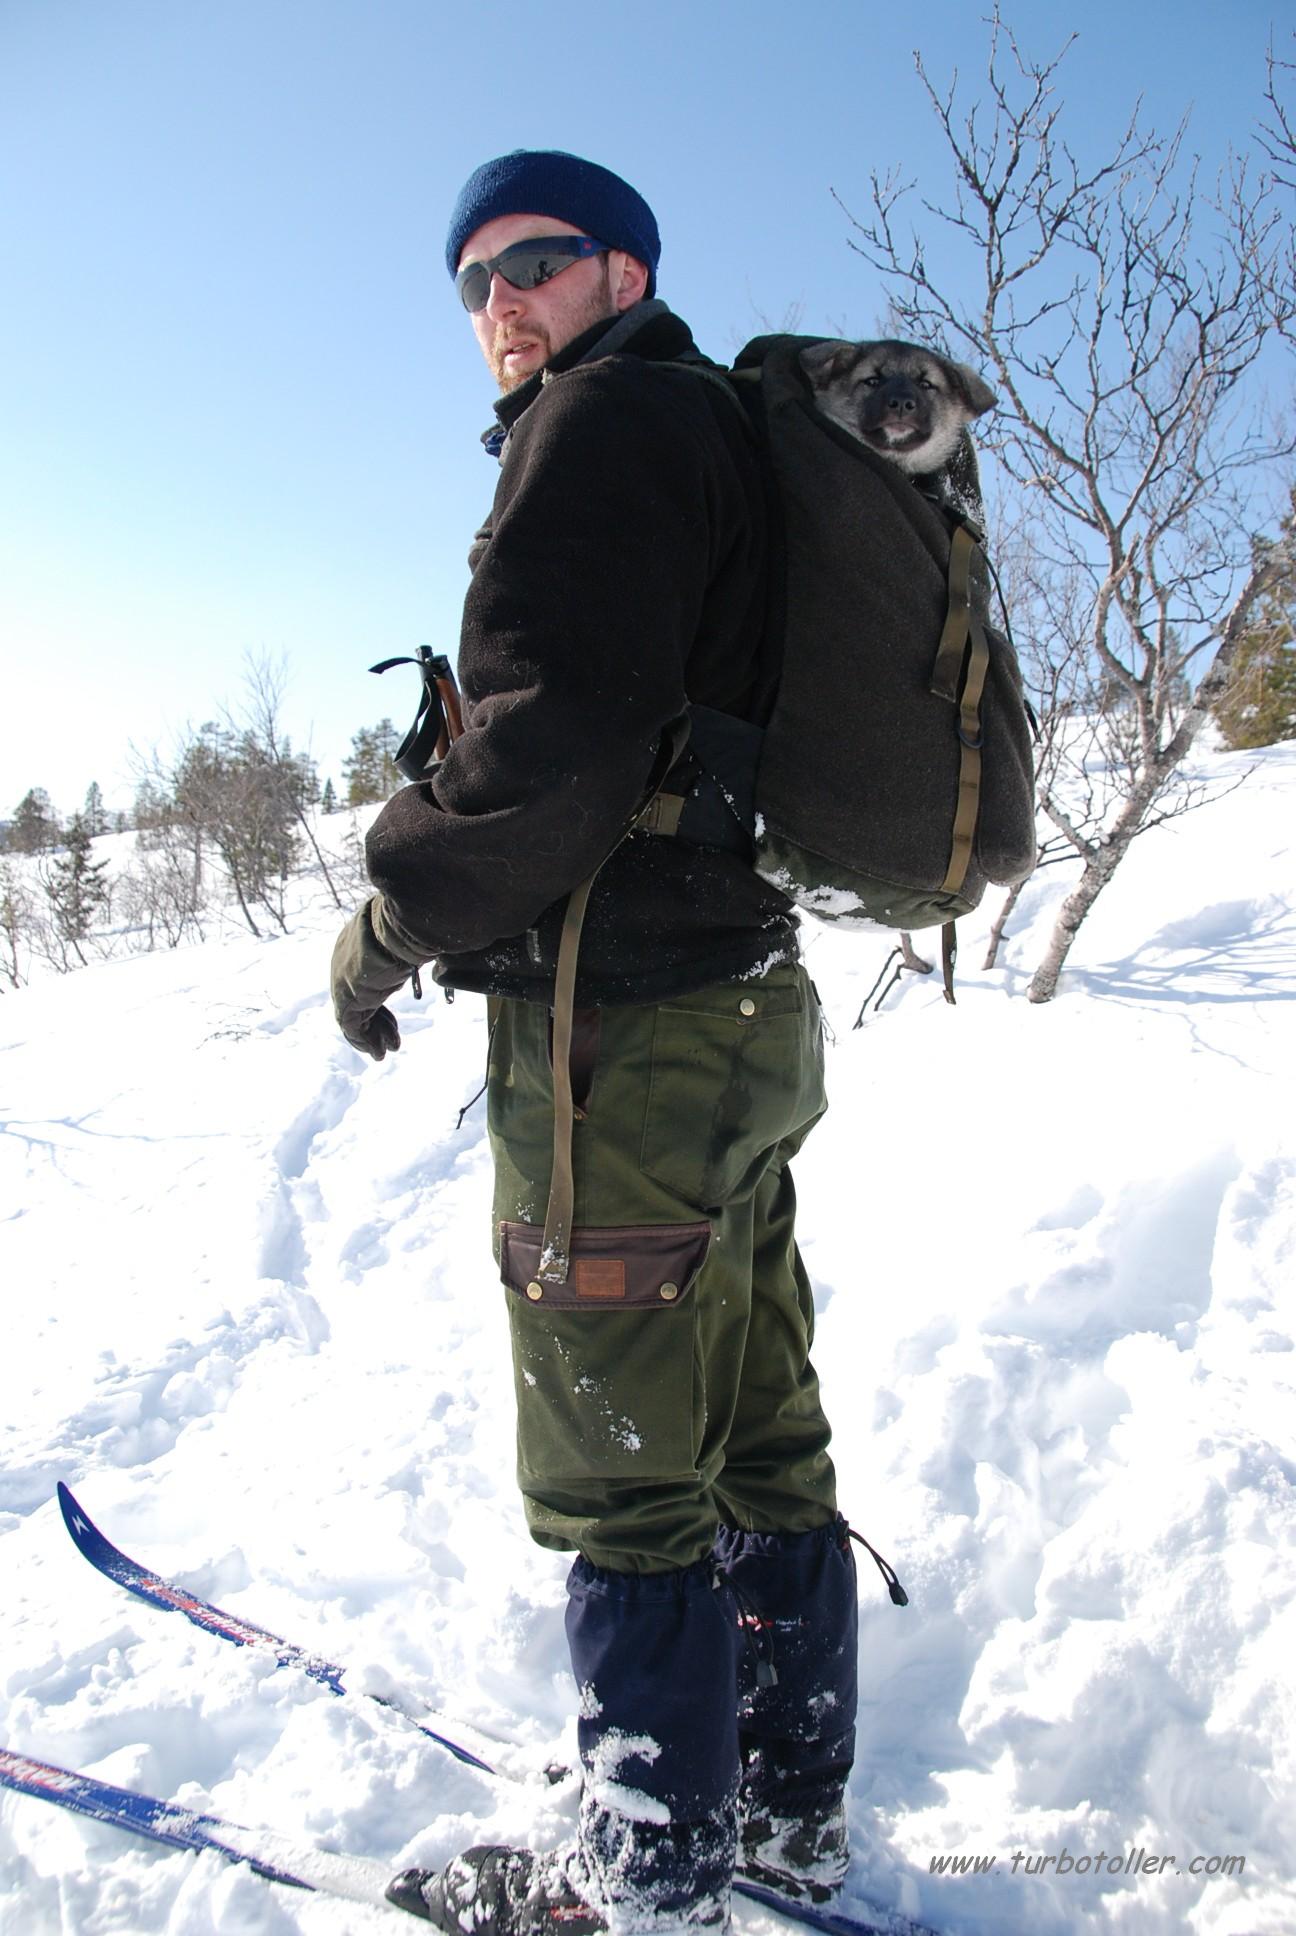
[800,339,996,475]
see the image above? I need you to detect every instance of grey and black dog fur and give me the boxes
[800,338,995,477]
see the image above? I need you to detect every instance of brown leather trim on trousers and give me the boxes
[500,1218,713,1308]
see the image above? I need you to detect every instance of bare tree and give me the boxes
[1263,37,1296,182]
[132,765,207,920]
[237,654,345,910]
[167,710,312,938]
[0,860,34,988]
[838,12,1295,999]
[123,659,332,945]
[981,514,1255,971]
[170,725,266,936]
[1260,36,1295,343]
[116,843,208,951]
[332,808,376,902]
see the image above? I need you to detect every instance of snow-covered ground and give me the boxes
[2,742,1293,1936]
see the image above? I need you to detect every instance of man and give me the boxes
[331,150,858,1936]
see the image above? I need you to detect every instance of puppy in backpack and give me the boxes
[800,338,995,476]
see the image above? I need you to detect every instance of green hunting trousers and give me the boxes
[487,963,839,1573]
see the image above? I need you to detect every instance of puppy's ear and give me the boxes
[799,340,860,384]
[945,359,997,418]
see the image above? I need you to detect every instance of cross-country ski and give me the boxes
[731,1878,937,1936]
[0,1748,937,1935]
[56,1481,549,1782]
[0,1747,403,1914]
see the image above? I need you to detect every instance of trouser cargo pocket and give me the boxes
[640,974,825,1210]
[499,1218,712,1484]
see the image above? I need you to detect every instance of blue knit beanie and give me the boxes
[445,150,660,297]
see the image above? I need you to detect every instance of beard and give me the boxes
[488,328,551,393]
[487,261,617,392]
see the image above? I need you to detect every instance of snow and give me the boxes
[2,740,1294,1936]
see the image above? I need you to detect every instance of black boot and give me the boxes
[387,1844,603,1931]
[713,1517,858,1903]
[390,1556,742,1933]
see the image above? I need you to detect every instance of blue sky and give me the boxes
[0,0,1285,818]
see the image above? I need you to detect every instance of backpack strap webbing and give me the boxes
[538,717,692,1283]
[539,872,597,1281]
[940,921,958,1007]
[931,520,992,901]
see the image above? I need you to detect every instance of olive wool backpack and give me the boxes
[650,334,1038,970]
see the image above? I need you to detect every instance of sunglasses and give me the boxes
[455,235,609,313]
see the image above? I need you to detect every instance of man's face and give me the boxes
[458,212,645,393]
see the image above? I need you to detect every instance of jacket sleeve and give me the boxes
[365,361,720,964]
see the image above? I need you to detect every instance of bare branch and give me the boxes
[832,13,1294,999]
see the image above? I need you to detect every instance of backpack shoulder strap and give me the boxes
[655,356,760,443]
[931,518,992,904]
[540,714,692,1282]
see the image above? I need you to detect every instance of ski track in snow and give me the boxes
[2,743,1295,1936]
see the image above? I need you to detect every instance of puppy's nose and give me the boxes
[888,394,917,416]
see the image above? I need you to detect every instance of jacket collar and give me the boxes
[479,300,707,459]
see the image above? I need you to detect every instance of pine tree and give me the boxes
[321,777,337,814]
[1214,509,1296,750]
[45,813,111,965]
[342,719,401,805]
[9,788,58,854]
[83,781,108,837]
[134,777,177,849]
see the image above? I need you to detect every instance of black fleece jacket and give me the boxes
[363,302,799,1006]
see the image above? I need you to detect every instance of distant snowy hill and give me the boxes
[1,741,1293,1936]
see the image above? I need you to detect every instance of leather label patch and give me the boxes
[499,1219,711,1308]
[575,1259,626,1300]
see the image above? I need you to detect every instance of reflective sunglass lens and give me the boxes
[458,265,491,312]
[455,237,606,312]
[458,248,554,312]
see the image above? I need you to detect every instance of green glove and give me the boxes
[331,901,415,1061]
